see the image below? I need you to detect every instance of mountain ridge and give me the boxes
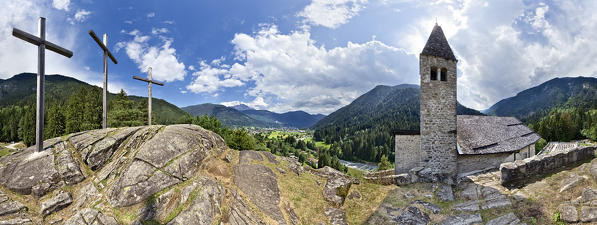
[485,76,597,122]
[0,73,188,124]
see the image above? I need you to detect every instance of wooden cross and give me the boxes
[132,67,164,125]
[89,30,118,129]
[12,17,73,152]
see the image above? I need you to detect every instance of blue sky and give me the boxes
[1,0,596,114]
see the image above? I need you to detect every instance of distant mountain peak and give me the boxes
[230,104,254,111]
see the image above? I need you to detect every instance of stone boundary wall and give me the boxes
[364,169,396,185]
[500,146,596,186]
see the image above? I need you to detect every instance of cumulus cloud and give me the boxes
[186,61,243,93]
[298,0,368,29]
[151,27,168,35]
[404,0,597,109]
[52,0,70,11]
[147,12,155,18]
[187,25,417,114]
[221,96,268,110]
[116,29,186,82]
[68,9,91,24]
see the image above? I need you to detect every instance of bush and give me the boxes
[535,138,547,154]
[377,154,393,171]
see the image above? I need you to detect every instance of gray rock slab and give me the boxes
[234,164,285,224]
[412,200,441,214]
[261,151,279,164]
[437,185,454,201]
[86,127,140,170]
[481,196,512,210]
[238,150,263,164]
[560,174,585,193]
[459,183,480,200]
[324,208,348,225]
[106,160,180,207]
[40,192,72,216]
[558,203,578,223]
[135,125,226,168]
[582,187,597,203]
[69,128,115,159]
[167,177,225,225]
[54,141,85,185]
[453,200,480,212]
[395,206,430,225]
[0,200,25,217]
[440,213,483,225]
[581,206,597,223]
[227,188,265,225]
[486,212,520,225]
[323,174,352,207]
[590,159,597,181]
[0,218,32,225]
[64,208,118,225]
[0,140,61,196]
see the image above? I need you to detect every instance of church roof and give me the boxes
[457,115,541,155]
[421,24,457,61]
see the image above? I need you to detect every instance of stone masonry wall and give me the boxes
[457,152,511,174]
[500,146,596,186]
[395,135,421,174]
[419,55,458,177]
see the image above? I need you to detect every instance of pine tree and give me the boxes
[45,104,65,139]
[22,105,36,146]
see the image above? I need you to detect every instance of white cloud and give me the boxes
[187,25,417,114]
[299,0,368,29]
[163,20,174,24]
[186,61,243,93]
[151,27,168,35]
[147,12,155,18]
[124,20,133,24]
[405,0,597,109]
[52,0,70,11]
[118,29,186,82]
[221,96,268,110]
[68,9,91,24]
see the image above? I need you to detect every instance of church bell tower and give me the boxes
[419,23,458,178]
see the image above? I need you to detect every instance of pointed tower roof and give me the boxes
[421,24,457,61]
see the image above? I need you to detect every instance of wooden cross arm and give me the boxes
[12,28,73,58]
[133,76,164,86]
[89,30,118,64]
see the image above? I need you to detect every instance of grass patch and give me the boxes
[0,148,10,157]
[343,182,395,224]
[277,168,328,224]
[347,167,365,180]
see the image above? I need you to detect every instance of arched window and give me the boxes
[430,67,438,80]
[440,68,447,81]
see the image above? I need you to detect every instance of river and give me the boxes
[339,159,378,171]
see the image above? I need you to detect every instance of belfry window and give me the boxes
[440,68,447,81]
[430,67,438,80]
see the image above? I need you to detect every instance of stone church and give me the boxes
[393,24,541,181]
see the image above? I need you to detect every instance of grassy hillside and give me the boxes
[0,73,188,125]
[486,76,597,122]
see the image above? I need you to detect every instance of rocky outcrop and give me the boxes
[167,177,225,225]
[234,164,285,224]
[107,125,227,207]
[0,138,65,196]
[64,208,118,225]
[40,192,72,216]
[311,166,355,207]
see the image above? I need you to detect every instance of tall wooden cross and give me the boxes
[89,30,118,129]
[132,67,164,125]
[12,17,73,152]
